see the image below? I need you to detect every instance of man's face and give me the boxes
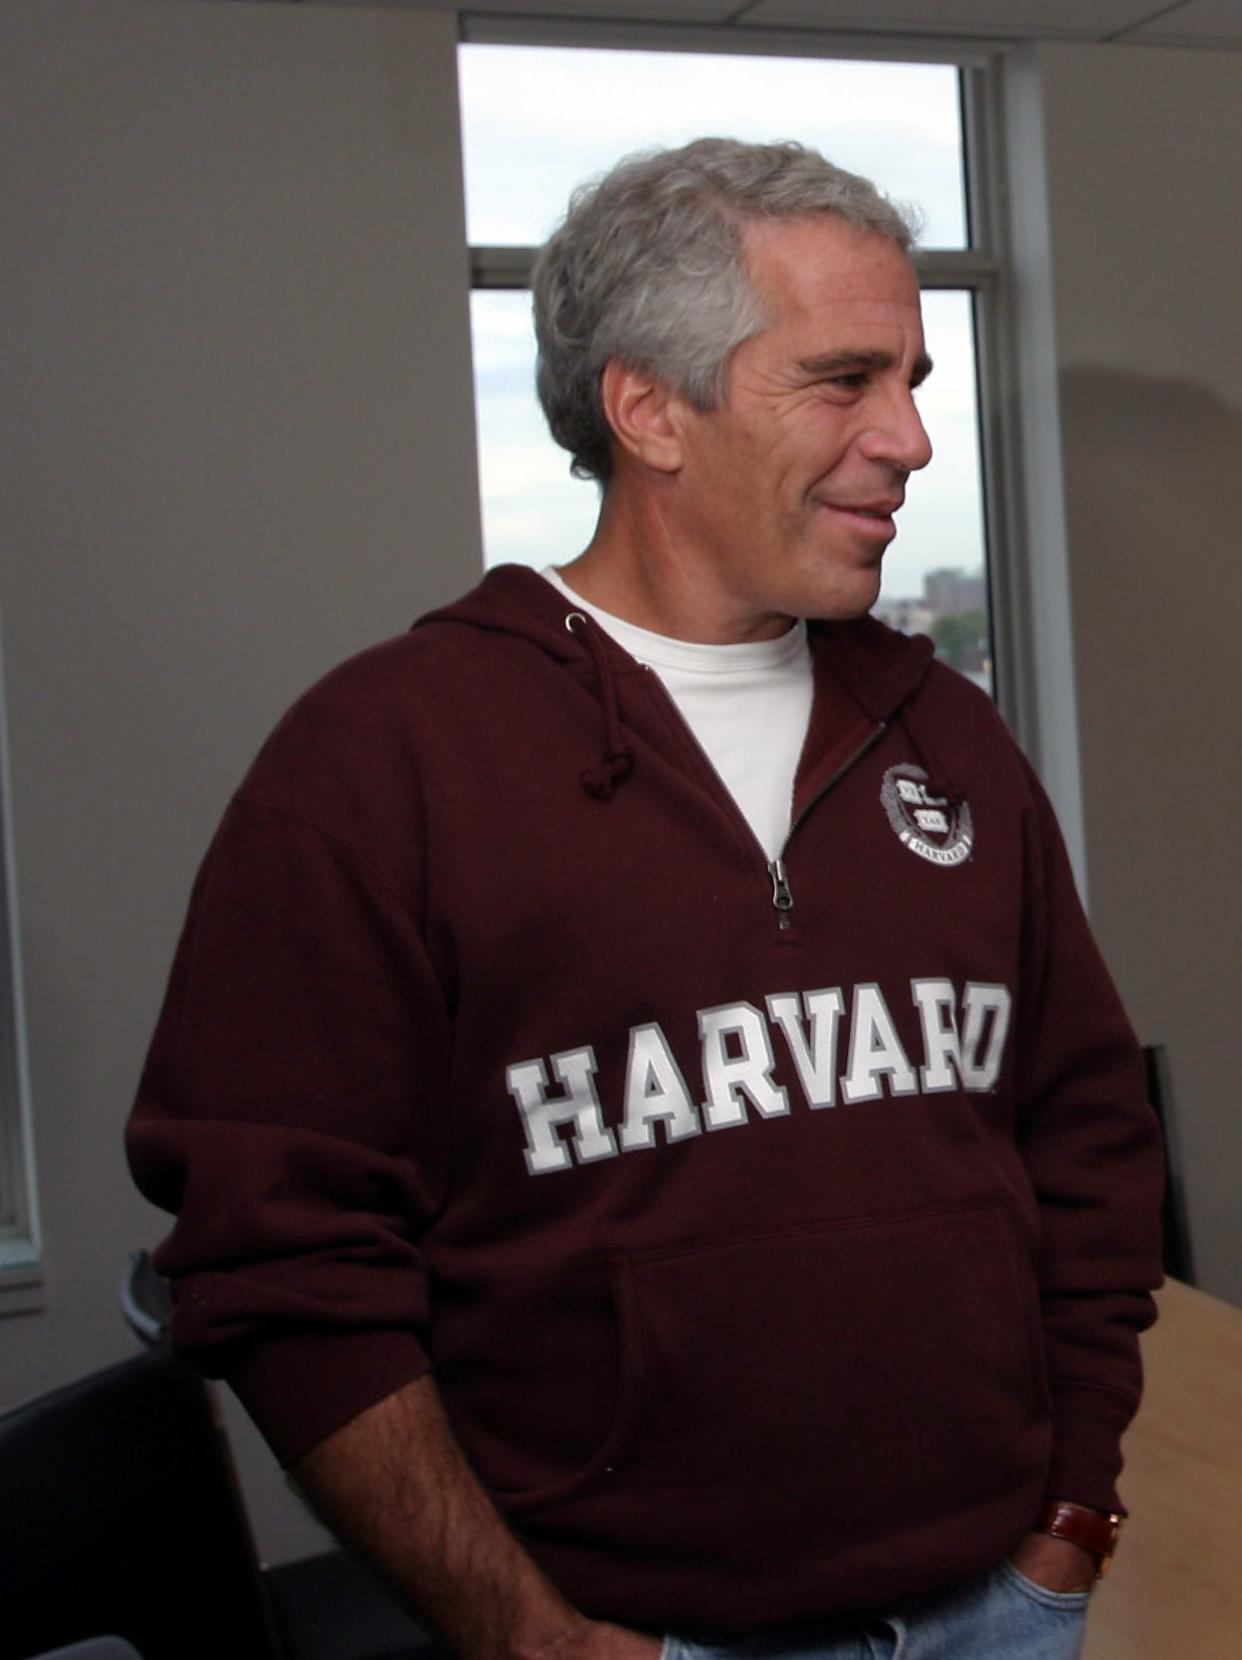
[663,214,933,639]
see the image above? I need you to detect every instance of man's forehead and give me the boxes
[737,215,925,364]
[742,212,918,294]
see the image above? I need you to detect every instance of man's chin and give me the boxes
[802,570,883,623]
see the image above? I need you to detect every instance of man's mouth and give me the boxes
[835,498,903,518]
[816,497,904,538]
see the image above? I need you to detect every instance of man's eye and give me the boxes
[828,373,867,391]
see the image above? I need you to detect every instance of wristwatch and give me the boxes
[1036,1499,1125,1578]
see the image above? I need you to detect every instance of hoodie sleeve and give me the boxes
[1014,758,1165,1513]
[127,676,452,1468]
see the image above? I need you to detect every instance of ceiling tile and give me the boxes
[383,0,744,18]
[1125,0,1242,45]
[734,0,1165,38]
[276,0,1242,48]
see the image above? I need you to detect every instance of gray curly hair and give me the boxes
[532,137,920,484]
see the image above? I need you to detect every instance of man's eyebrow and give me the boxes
[796,349,934,387]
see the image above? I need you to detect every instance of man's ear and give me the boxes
[600,358,686,474]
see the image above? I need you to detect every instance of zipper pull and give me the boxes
[769,858,794,925]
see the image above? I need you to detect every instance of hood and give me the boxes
[415,563,592,668]
[414,564,942,801]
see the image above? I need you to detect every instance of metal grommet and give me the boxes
[565,610,587,632]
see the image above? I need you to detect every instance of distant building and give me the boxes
[877,568,991,691]
[873,597,935,635]
[922,567,986,616]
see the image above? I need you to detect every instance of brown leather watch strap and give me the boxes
[1037,1499,1124,1577]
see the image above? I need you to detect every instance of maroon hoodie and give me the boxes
[128,566,1163,1636]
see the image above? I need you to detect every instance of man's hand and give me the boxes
[1008,1530,1096,1594]
[533,1619,664,1660]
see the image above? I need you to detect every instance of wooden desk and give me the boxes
[1084,1278,1242,1659]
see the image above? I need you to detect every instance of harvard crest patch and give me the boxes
[880,763,973,867]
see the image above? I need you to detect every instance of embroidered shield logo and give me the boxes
[880,763,973,867]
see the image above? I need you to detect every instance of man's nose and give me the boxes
[860,392,933,473]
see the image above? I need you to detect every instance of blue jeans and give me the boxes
[662,1561,1090,1660]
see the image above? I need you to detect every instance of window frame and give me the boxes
[0,620,42,1315]
[459,19,1032,741]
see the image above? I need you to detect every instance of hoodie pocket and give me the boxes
[504,1192,1049,1543]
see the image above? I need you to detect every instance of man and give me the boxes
[128,140,1163,1660]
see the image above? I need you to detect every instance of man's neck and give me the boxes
[561,496,793,646]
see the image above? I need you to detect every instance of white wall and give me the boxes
[1006,41,1242,1306]
[0,0,481,1560]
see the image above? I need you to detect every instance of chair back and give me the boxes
[0,1348,283,1660]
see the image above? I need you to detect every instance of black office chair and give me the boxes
[0,1348,283,1660]
[1143,1043,1196,1284]
[23,1642,145,1660]
[116,1252,441,1660]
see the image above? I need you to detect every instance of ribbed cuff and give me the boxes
[1044,1379,1139,1514]
[225,1325,432,1468]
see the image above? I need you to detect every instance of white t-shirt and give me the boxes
[543,568,813,862]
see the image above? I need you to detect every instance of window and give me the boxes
[460,35,1004,698]
[0,639,40,1309]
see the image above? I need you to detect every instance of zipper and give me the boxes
[632,661,889,933]
[770,858,794,917]
[766,720,889,930]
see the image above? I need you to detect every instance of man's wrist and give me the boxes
[513,1615,663,1660]
[1035,1498,1124,1578]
